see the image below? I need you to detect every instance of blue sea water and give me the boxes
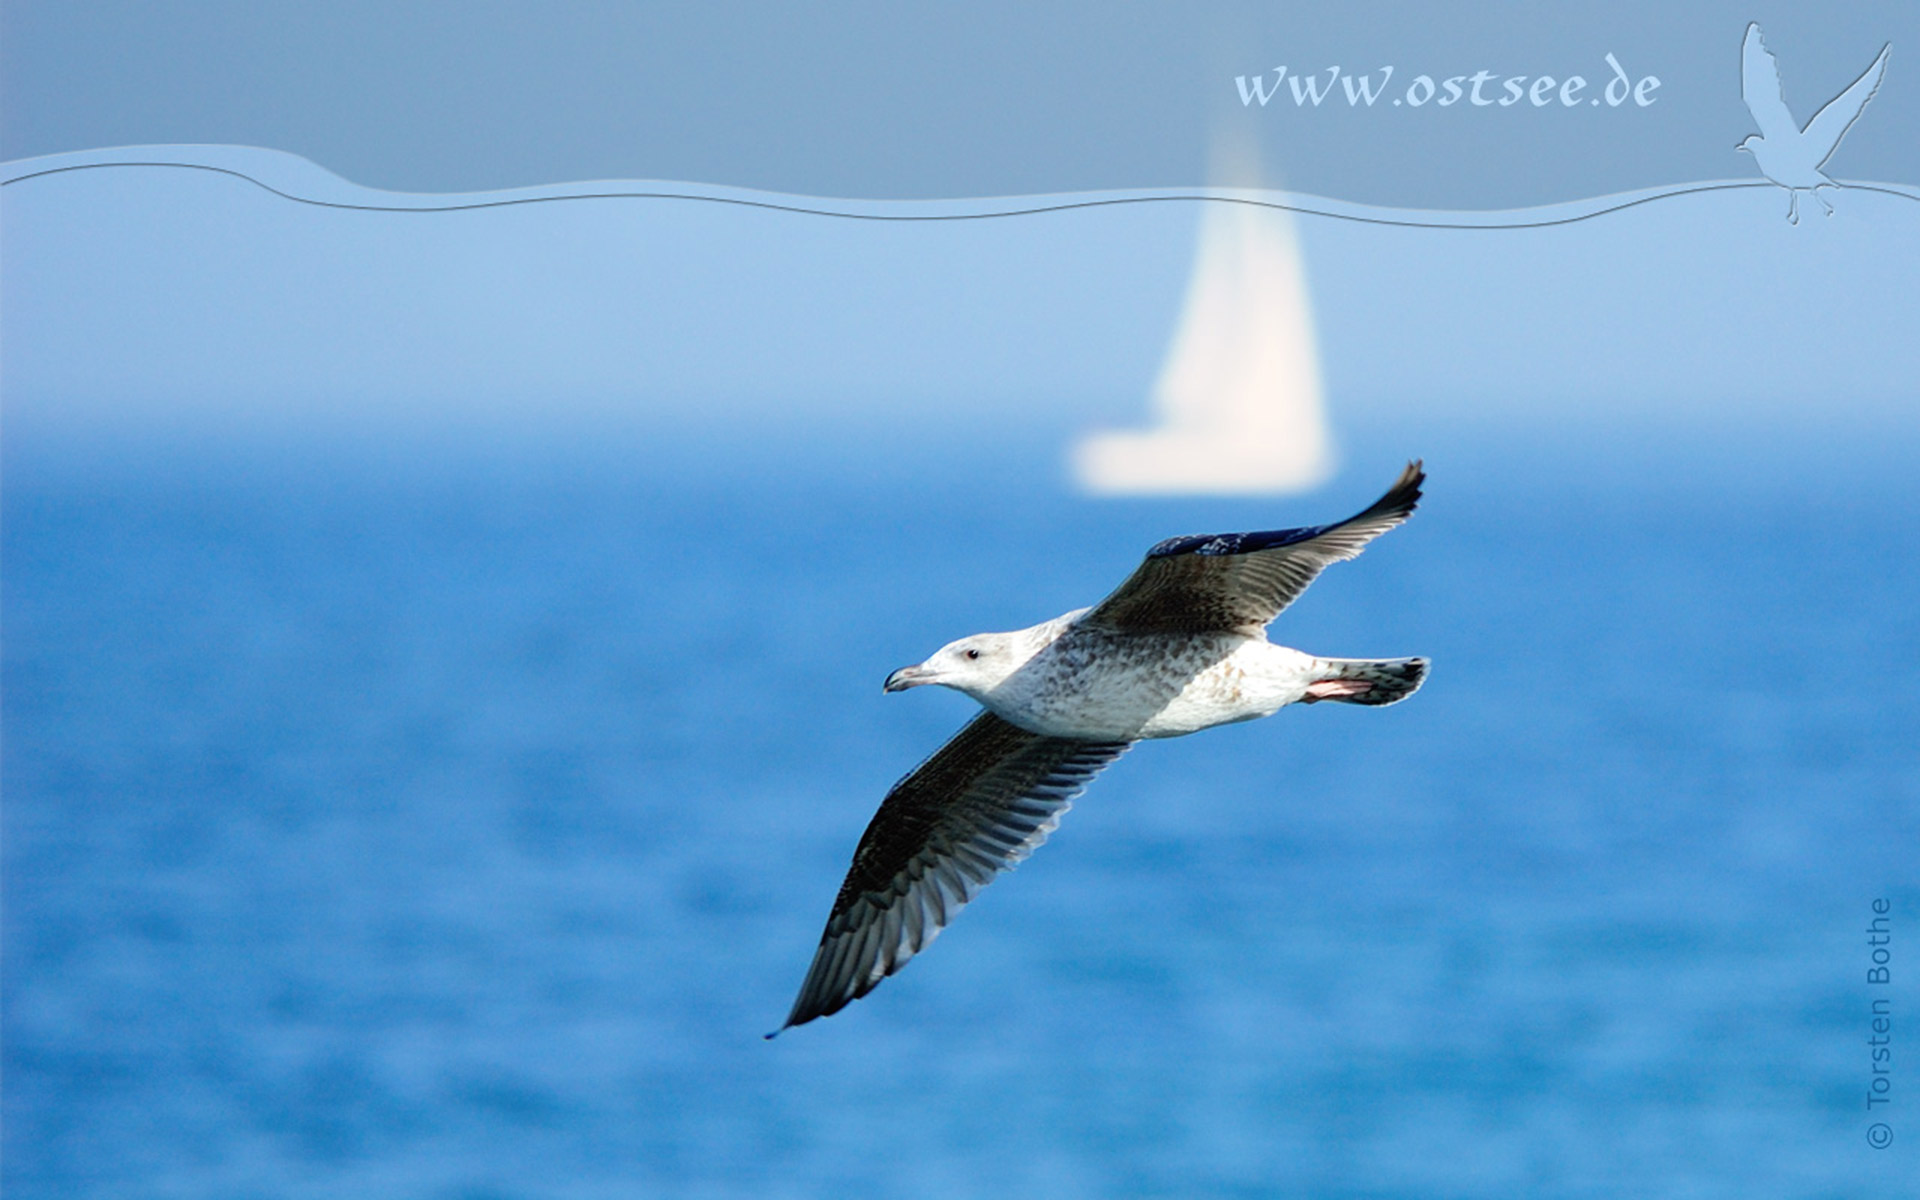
[4,420,1917,1198]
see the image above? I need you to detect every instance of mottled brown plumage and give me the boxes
[1083,460,1423,635]
[779,714,1127,1030]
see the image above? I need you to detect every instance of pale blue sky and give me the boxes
[4,147,1913,461]
[2,6,1915,475]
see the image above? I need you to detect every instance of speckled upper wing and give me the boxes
[776,712,1130,1033]
[1082,461,1423,636]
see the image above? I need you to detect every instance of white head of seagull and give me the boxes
[882,610,1086,700]
[883,633,1020,696]
[772,461,1430,1035]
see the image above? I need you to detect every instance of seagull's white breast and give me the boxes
[982,627,1320,741]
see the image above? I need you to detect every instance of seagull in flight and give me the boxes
[1738,22,1891,224]
[772,462,1429,1033]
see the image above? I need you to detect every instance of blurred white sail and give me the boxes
[1073,194,1335,495]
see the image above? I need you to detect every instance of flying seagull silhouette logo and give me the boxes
[1738,22,1891,223]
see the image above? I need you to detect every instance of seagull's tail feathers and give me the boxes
[1302,656,1429,706]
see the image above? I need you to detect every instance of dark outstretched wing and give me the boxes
[1742,23,1799,140]
[1804,43,1890,170]
[1081,460,1423,636]
[775,712,1130,1033]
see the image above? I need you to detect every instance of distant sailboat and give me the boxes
[1073,193,1335,495]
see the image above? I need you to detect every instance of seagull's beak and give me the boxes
[883,663,937,693]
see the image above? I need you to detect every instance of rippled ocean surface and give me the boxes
[5,422,1917,1198]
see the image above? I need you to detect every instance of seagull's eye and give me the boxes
[965,648,981,660]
